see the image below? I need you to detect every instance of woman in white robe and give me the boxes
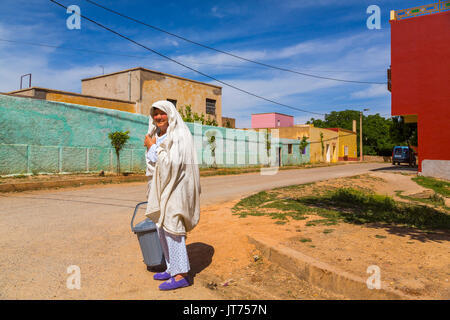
[144,100,201,291]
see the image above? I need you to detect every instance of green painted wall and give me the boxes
[0,95,309,175]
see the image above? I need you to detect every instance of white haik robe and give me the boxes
[145,100,201,236]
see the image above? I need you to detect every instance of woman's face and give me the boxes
[153,108,169,132]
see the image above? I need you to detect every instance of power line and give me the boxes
[50,0,326,116]
[0,38,380,73]
[84,0,386,85]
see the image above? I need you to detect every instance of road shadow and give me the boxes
[297,195,450,242]
[363,223,450,243]
[370,165,418,173]
[187,242,214,283]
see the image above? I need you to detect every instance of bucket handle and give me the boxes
[131,201,148,232]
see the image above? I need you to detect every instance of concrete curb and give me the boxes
[247,235,424,300]
[0,175,148,193]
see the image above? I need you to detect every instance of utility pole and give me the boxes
[360,112,362,161]
[360,108,369,162]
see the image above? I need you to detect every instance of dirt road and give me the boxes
[0,163,391,299]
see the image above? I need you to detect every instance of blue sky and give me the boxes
[0,0,429,127]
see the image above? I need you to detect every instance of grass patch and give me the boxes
[232,192,312,223]
[375,235,386,239]
[233,184,450,230]
[299,188,450,230]
[12,175,28,179]
[412,176,450,197]
[323,229,335,234]
[233,191,277,210]
[395,190,447,208]
[299,238,312,243]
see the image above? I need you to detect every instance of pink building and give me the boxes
[251,112,294,128]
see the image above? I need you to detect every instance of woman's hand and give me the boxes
[144,134,157,150]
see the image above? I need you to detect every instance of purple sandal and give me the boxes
[153,271,171,281]
[158,277,190,291]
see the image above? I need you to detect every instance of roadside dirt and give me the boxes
[190,172,450,299]
[187,202,344,300]
[2,169,447,300]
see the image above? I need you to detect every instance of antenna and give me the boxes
[20,73,32,89]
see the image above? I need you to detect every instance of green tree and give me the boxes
[265,129,271,166]
[178,105,218,127]
[299,136,309,162]
[307,110,405,156]
[205,130,217,168]
[308,110,360,131]
[108,130,130,175]
[319,132,324,161]
[390,116,418,147]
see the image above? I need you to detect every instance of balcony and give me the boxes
[390,0,450,20]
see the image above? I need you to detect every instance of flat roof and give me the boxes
[7,87,134,104]
[251,112,294,118]
[325,128,356,134]
[81,67,222,90]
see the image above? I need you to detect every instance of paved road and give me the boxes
[0,162,391,299]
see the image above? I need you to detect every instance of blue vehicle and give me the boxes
[392,146,416,167]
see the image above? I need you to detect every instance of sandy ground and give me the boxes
[1,166,448,299]
[195,172,449,299]
[185,202,344,300]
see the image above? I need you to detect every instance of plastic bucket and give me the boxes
[131,202,165,268]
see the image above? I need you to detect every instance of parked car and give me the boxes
[392,146,416,166]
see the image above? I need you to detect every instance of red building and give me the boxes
[390,2,450,179]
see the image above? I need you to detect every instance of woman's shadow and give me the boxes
[187,242,214,284]
[146,242,214,284]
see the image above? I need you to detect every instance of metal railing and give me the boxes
[392,0,450,20]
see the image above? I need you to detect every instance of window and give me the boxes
[206,99,216,115]
[167,99,177,107]
[288,144,293,154]
[344,146,349,156]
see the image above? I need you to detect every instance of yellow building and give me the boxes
[8,87,136,113]
[297,125,338,163]
[249,125,341,163]
[249,124,357,163]
[333,128,358,161]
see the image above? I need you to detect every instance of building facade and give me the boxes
[248,123,356,163]
[390,4,450,179]
[326,128,358,161]
[251,112,294,128]
[296,125,340,163]
[7,87,136,113]
[250,112,357,163]
[81,67,224,126]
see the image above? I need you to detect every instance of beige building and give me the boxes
[8,87,136,113]
[81,67,224,125]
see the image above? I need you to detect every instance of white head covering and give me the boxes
[145,100,201,235]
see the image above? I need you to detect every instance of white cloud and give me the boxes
[351,84,389,98]
[0,14,392,129]
[211,6,225,18]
